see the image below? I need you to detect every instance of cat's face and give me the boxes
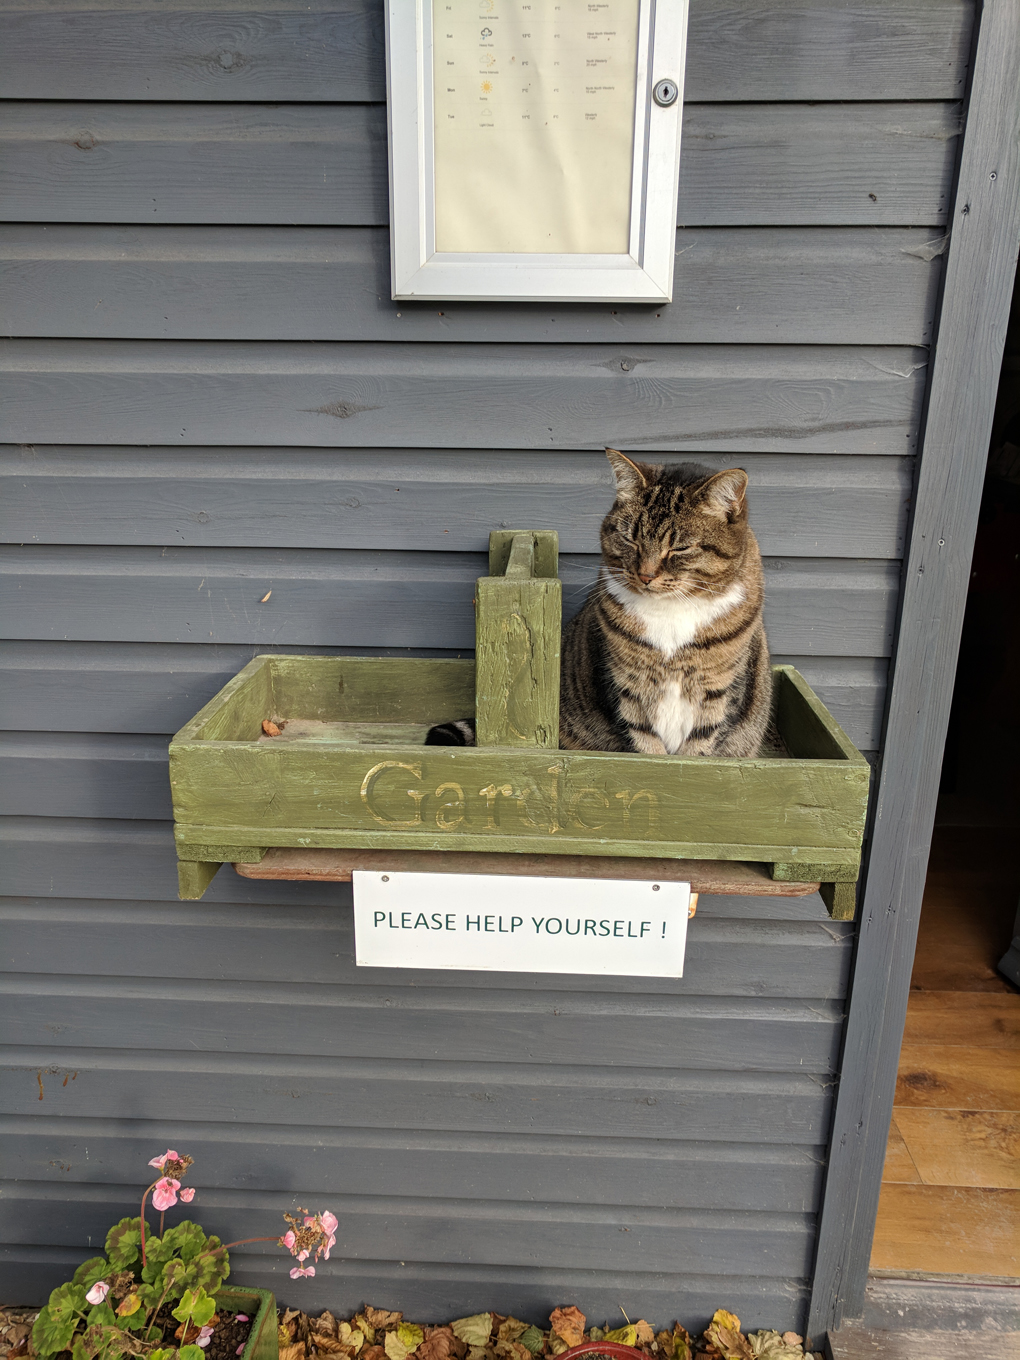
[600,450,750,598]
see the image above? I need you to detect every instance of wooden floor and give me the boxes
[872,827,1020,1278]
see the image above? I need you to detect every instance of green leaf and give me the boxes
[71,1336,90,1360]
[518,1330,544,1356]
[32,1299,81,1358]
[162,1221,208,1262]
[172,1289,199,1324]
[106,1218,143,1270]
[86,1305,117,1329]
[173,1244,229,1296]
[50,1282,88,1322]
[149,1351,175,1360]
[72,1258,111,1290]
[172,1287,216,1329]
[180,1346,206,1360]
[121,1307,150,1333]
[136,1280,163,1309]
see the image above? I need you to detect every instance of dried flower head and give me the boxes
[279,1207,338,1273]
[148,1150,195,1181]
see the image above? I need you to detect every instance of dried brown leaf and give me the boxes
[312,1315,340,1339]
[548,1310,585,1349]
[280,1344,308,1360]
[355,1319,377,1346]
[450,1318,493,1349]
[418,1328,461,1360]
[361,1347,387,1360]
[385,1333,409,1360]
[262,720,281,736]
[365,1311,403,1332]
[635,1323,654,1346]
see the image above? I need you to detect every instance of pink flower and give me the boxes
[85,1281,110,1305]
[148,1149,179,1170]
[237,1347,246,1355]
[319,1211,338,1237]
[235,1316,248,1323]
[289,1266,315,1279]
[179,1187,196,1202]
[280,1230,296,1252]
[151,1177,181,1210]
[197,1327,215,1348]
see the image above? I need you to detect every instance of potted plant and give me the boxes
[30,1150,336,1360]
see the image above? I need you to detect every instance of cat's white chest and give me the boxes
[605,575,746,658]
[652,683,696,754]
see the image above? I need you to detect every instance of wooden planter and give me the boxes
[170,531,870,918]
[216,1286,278,1360]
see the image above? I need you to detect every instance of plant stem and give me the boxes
[160,1211,165,1237]
[139,1180,160,1268]
[143,1277,177,1342]
[218,1237,278,1250]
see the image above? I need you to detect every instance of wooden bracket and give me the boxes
[177,846,267,900]
[475,530,561,748]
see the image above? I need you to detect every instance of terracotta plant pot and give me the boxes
[558,1346,649,1360]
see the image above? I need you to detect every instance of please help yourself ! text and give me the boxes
[353,871,690,977]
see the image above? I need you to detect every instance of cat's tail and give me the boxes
[424,719,476,746]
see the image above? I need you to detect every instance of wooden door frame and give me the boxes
[807,0,1020,1338]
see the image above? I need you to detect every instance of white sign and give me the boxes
[385,0,690,301]
[353,871,689,977]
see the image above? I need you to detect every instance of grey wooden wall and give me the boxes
[0,0,974,1334]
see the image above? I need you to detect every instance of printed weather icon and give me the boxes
[480,27,492,37]
[480,80,493,92]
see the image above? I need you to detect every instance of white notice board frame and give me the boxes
[385,0,689,302]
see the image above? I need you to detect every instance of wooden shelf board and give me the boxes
[233,847,821,895]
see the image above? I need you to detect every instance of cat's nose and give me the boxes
[637,570,656,584]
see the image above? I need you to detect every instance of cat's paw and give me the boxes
[424,720,476,746]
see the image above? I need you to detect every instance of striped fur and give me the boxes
[425,451,771,755]
[559,451,772,756]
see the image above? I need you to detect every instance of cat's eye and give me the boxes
[668,544,695,557]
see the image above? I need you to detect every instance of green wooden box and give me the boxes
[170,531,870,917]
[216,1286,278,1360]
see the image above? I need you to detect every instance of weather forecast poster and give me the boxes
[432,0,640,253]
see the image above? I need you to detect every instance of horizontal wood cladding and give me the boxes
[1,449,913,559]
[0,1251,809,1341]
[0,1117,826,1212]
[0,1044,835,1141]
[1,548,900,653]
[0,226,945,345]
[0,898,851,1000]
[0,982,844,1074]
[0,816,837,917]
[0,0,974,103]
[0,644,889,749]
[0,343,927,452]
[0,103,959,228]
[2,1180,815,1279]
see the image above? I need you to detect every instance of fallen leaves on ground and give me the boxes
[549,1310,585,1349]
[280,1305,824,1360]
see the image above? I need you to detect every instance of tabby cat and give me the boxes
[426,449,772,756]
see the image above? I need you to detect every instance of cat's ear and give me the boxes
[606,448,650,498]
[699,468,748,521]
